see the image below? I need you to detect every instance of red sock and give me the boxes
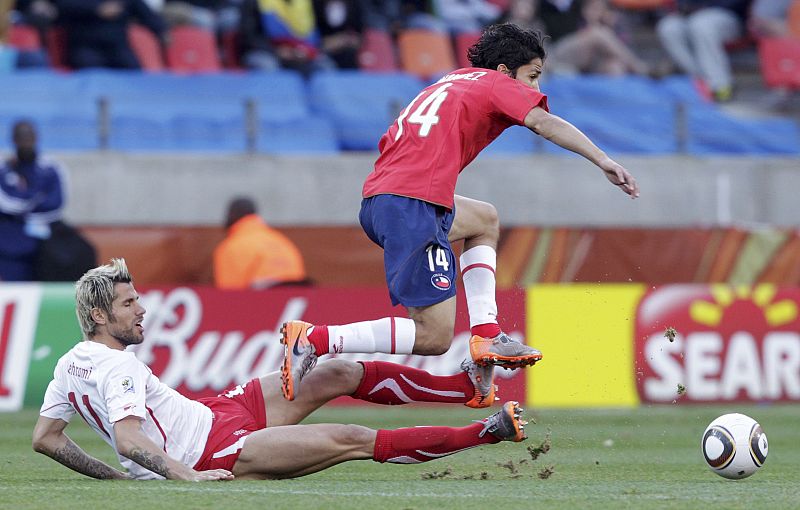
[471,322,501,339]
[307,325,329,355]
[352,361,472,405]
[373,422,498,463]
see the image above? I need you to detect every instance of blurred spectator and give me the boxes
[8,0,54,68]
[749,0,791,37]
[360,0,448,33]
[0,0,13,71]
[749,0,795,111]
[361,0,403,30]
[55,0,166,69]
[161,0,241,33]
[0,120,66,281]
[239,0,335,76]
[655,0,750,102]
[312,0,363,69]
[213,196,308,290]
[510,0,658,76]
[13,0,58,41]
[432,0,502,33]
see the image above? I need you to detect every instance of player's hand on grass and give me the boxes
[190,469,234,481]
[598,157,639,199]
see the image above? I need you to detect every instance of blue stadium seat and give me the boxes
[257,116,339,154]
[0,71,97,150]
[308,71,424,150]
[479,125,537,157]
[544,101,678,154]
[82,70,314,152]
[688,107,800,155]
[84,71,245,151]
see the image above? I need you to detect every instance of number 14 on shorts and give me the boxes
[426,245,450,272]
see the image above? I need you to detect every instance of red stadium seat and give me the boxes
[128,24,165,72]
[44,26,69,70]
[397,29,456,80]
[454,32,481,69]
[219,30,242,69]
[166,26,221,73]
[758,37,800,89]
[611,0,672,9]
[358,28,398,72]
[790,0,800,38]
[8,24,42,50]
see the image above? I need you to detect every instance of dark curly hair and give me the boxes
[467,23,547,77]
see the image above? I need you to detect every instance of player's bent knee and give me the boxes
[317,359,363,388]
[412,335,452,356]
[479,202,499,230]
[336,424,377,452]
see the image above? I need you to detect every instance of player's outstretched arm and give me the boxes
[523,107,640,198]
[32,415,130,480]
[113,416,234,481]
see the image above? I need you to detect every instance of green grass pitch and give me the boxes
[1,404,798,509]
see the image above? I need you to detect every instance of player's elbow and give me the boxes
[32,422,55,454]
[112,419,142,457]
[113,434,136,458]
[32,438,46,454]
[31,433,51,455]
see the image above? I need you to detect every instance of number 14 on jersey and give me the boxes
[395,83,453,140]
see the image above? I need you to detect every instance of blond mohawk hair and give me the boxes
[75,258,133,338]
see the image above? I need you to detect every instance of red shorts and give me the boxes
[193,378,267,471]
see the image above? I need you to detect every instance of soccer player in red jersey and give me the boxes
[280,23,639,401]
[33,259,527,480]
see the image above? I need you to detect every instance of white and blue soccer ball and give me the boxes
[701,413,768,480]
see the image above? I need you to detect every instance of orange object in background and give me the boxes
[397,29,456,80]
[213,214,307,289]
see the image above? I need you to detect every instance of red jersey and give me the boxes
[362,68,548,209]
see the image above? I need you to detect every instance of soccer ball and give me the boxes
[701,413,768,480]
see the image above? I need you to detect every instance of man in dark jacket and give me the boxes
[0,120,66,281]
[55,0,166,69]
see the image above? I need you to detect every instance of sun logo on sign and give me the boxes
[690,284,798,327]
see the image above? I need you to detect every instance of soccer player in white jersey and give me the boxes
[33,259,529,480]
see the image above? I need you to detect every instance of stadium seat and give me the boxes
[758,37,800,89]
[128,24,165,72]
[478,125,537,157]
[610,0,671,9]
[85,71,242,150]
[0,72,97,150]
[544,100,679,154]
[358,28,399,72]
[7,24,41,51]
[308,71,424,150]
[258,116,339,154]
[454,32,481,69]
[687,106,800,155]
[44,26,69,70]
[165,26,221,73]
[84,70,312,152]
[219,30,242,69]
[397,29,456,80]
[790,0,800,38]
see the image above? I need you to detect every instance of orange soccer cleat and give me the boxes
[280,320,317,401]
[469,332,542,370]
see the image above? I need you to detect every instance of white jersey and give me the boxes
[40,341,213,480]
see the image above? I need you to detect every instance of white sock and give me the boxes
[328,317,415,354]
[460,245,498,329]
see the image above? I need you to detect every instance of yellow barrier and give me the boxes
[527,284,645,408]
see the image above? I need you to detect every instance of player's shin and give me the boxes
[351,361,473,405]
